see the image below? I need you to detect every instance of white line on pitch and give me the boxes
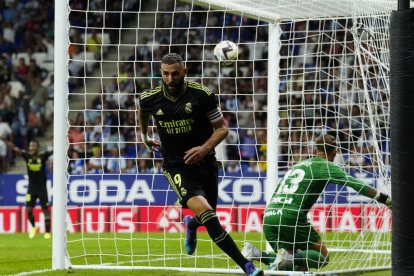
[99,253,228,266]
[7,269,53,276]
[8,254,230,275]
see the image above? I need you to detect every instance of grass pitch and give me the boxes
[0,232,391,276]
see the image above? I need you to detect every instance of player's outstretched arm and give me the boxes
[8,142,22,156]
[362,185,392,209]
[333,167,392,210]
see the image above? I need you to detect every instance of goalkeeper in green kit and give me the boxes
[241,134,392,271]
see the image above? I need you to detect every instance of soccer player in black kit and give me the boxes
[138,53,263,276]
[12,140,53,239]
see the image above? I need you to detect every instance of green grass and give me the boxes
[0,233,391,276]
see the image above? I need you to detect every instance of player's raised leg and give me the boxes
[187,196,263,275]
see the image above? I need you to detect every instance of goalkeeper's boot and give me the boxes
[29,226,38,239]
[269,248,293,270]
[183,215,197,255]
[241,242,262,262]
[245,261,264,276]
[44,232,51,239]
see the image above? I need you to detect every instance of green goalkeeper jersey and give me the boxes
[266,156,370,218]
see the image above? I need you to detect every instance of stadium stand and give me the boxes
[0,0,54,173]
[2,0,384,175]
[1,0,130,173]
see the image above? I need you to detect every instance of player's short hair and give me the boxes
[161,53,183,65]
[314,134,337,153]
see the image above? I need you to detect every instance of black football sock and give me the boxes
[200,210,249,272]
[27,207,35,227]
[43,208,51,233]
[187,215,202,231]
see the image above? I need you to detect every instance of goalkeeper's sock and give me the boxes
[293,249,326,269]
[200,210,249,272]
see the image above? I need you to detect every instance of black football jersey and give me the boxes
[21,150,53,187]
[139,81,221,166]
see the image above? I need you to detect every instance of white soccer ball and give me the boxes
[213,40,238,65]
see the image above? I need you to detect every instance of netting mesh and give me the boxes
[63,0,392,274]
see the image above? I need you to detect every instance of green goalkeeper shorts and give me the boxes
[263,208,321,252]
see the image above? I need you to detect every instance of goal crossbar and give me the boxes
[188,0,397,21]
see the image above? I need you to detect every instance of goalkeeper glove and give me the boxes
[375,191,392,209]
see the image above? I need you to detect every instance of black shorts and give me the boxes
[163,157,218,209]
[26,186,49,209]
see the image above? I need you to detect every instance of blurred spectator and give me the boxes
[0,36,15,55]
[14,56,29,81]
[256,130,267,172]
[32,36,48,53]
[86,29,102,60]
[240,130,257,161]
[27,109,42,139]
[29,74,48,134]
[43,73,54,124]
[68,126,85,152]
[226,161,241,174]
[10,90,29,148]
[68,45,85,83]
[106,146,127,174]
[124,158,138,174]
[113,81,130,108]
[68,149,85,175]
[0,115,13,172]
[2,1,17,23]
[135,36,152,61]
[117,63,128,83]
[0,83,13,118]
[103,126,126,154]
[84,117,103,146]
[138,159,151,174]
[244,157,261,173]
[124,130,139,157]
[0,55,12,83]
[150,160,163,174]
[2,21,15,44]
[41,38,54,60]
[87,146,105,174]
[27,58,47,81]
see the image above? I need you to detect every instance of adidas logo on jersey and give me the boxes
[156,109,164,115]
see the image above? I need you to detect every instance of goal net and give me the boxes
[56,0,395,274]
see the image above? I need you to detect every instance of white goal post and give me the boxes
[53,0,397,274]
